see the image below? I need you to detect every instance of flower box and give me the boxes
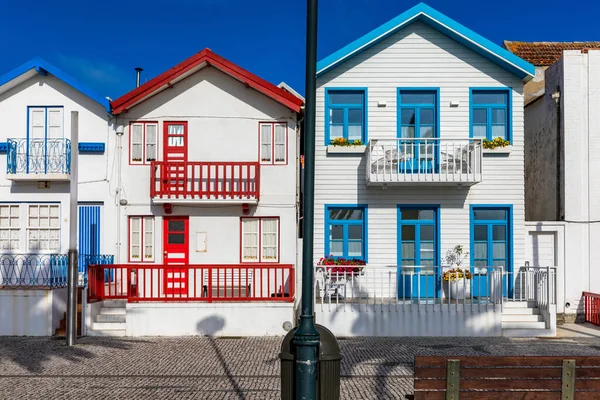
[483,146,512,155]
[326,145,367,155]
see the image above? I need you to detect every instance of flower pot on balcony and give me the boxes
[442,279,470,300]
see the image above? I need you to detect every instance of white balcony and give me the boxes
[366,138,483,186]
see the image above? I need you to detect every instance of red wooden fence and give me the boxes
[88,264,294,303]
[583,292,600,327]
[150,161,260,201]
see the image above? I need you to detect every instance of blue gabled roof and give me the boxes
[317,3,535,81]
[0,57,111,112]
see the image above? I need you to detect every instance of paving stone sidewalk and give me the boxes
[1,335,599,400]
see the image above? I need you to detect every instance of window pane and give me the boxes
[400,93,435,104]
[474,242,487,259]
[402,225,415,241]
[348,241,362,258]
[168,221,185,231]
[330,225,343,240]
[473,109,487,124]
[493,225,506,241]
[492,260,506,268]
[402,242,415,258]
[348,109,362,124]
[420,126,434,139]
[348,125,362,141]
[474,209,507,220]
[473,92,507,104]
[493,242,506,259]
[348,225,362,240]
[420,242,434,257]
[420,225,434,241]
[168,233,185,244]
[492,124,507,139]
[474,225,487,241]
[330,125,343,140]
[401,209,434,220]
[492,109,506,124]
[474,260,487,267]
[401,109,416,125]
[473,125,487,139]
[401,126,415,138]
[420,109,434,125]
[329,92,363,105]
[330,241,343,256]
[329,209,363,220]
[330,109,343,124]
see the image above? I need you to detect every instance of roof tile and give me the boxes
[503,41,600,66]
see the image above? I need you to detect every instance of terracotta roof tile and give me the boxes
[503,41,600,66]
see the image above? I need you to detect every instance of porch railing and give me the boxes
[7,138,71,175]
[583,292,600,327]
[150,161,260,201]
[79,254,114,286]
[505,266,557,313]
[0,254,68,288]
[88,264,294,303]
[366,138,483,184]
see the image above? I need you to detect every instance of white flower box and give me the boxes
[483,146,512,155]
[326,145,367,155]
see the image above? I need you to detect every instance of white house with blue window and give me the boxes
[312,3,557,337]
[0,58,115,336]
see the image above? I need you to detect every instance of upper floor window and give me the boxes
[28,107,64,141]
[260,122,287,165]
[130,122,158,165]
[325,89,367,144]
[325,205,366,261]
[470,89,511,141]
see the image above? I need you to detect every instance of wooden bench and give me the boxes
[408,356,600,399]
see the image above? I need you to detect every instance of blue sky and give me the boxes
[0,0,595,99]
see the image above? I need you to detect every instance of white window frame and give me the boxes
[259,122,287,165]
[130,122,159,165]
[26,204,61,252]
[129,216,154,262]
[241,217,279,263]
[0,204,21,251]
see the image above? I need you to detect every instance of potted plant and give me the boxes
[482,137,510,150]
[317,256,366,298]
[442,245,471,300]
[331,138,363,147]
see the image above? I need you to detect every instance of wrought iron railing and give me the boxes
[79,254,115,286]
[6,138,71,174]
[0,254,68,288]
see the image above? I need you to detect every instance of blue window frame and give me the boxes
[470,206,512,270]
[397,89,439,172]
[325,88,367,144]
[324,205,367,261]
[470,89,511,141]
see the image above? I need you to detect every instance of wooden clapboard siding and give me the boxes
[314,21,525,268]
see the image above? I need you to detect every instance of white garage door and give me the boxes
[526,231,557,267]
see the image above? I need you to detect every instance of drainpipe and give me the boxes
[115,123,124,263]
[551,89,562,221]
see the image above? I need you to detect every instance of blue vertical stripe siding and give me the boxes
[78,205,101,274]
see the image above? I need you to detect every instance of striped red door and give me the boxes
[163,122,188,196]
[163,216,189,296]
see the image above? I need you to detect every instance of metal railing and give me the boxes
[505,266,557,313]
[7,138,71,175]
[78,254,114,286]
[88,264,294,303]
[366,138,483,184]
[583,292,600,327]
[0,254,68,288]
[150,161,260,201]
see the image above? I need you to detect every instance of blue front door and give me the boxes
[471,207,511,297]
[78,205,107,281]
[398,90,438,173]
[398,207,439,299]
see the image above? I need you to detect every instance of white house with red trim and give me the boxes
[311,3,557,337]
[85,49,303,337]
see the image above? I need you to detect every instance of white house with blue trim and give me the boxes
[312,3,557,337]
[0,58,115,336]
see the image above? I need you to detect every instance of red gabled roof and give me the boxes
[111,48,304,114]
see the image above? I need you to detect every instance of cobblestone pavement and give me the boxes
[1,336,600,400]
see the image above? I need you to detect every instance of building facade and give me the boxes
[311,4,556,337]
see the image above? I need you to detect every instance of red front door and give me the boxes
[163,122,188,196]
[163,216,189,296]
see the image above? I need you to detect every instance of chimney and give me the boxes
[135,67,143,88]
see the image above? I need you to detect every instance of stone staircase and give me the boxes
[55,288,83,337]
[87,300,127,337]
[502,301,551,337]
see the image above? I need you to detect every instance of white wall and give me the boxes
[0,288,66,336]
[113,66,299,267]
[0,73,115,255]
[126,303,294,336]
[314,22,526,269]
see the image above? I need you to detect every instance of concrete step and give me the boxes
[503,301,537,308]
[502,328,555,338]
[96,314,126,323]
[502,307,540,315]
[502,321,546,330]
[102,300,127,308]
[92,322,126,331]
[99,307,126,315]
[502,314,544,323]
[87,329,126,337]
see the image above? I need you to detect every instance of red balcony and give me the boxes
[150,161,260,203]
[88,264,294,303]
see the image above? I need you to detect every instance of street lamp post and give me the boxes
[66,111,79,346]
[292,0,320,398]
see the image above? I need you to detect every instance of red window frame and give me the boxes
[258,122,288,165]
[128,216,155,263]
[129,121,159,165]
[239,217,281,263]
